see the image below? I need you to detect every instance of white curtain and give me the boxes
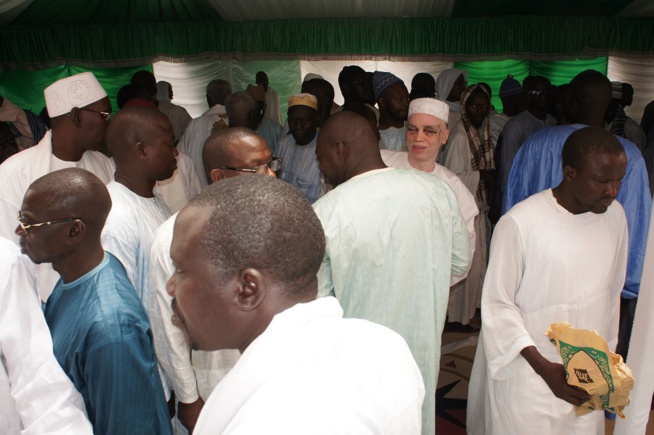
[607,56,654,125]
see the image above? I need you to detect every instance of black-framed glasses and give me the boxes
[218,157,282,174]
[527,89,553,97]
[17,211,77,232]
[79,108,112,121]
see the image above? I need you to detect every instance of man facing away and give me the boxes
[178,79,232,187]
[167,175,425,434]
[16,168,171,435]
[0,72,115,299]
[468,127,629,434]
[313,111,472,435]
[148,127,276,433]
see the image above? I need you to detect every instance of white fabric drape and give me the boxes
[607,56,654,125]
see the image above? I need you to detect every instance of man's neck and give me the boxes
[114,171,156,198]
[407,155,436,173]
[378,111,404,130]
[51,131,85,162]
[528,106,548,121]
[54,246,105,284]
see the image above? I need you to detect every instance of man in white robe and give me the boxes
[314,111,472,435]
[102,107,177,305]
[467,127,629,435]
[149,128,274,433]
[155,151,203,214]
[381,98,479,327]
[436,68,468,128]
[0,72,114,299]
[167,175,425,434]
[177,79,231,187]
[0,236,92,435]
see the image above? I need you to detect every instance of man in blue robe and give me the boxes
[16,168,172,435]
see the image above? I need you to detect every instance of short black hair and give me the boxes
[561,126,625,171]
[188,175,326,296]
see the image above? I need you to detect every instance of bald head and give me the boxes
[27,168,111,233]
[225,92,259,130]
[202,127,270,181]
[316,111,385,186]
[106,106,172,162]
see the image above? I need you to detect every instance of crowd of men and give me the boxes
[0,64,652,435]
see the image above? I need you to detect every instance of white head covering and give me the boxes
[435,69,468,103]
[408,98,449,124]
[303,73,324,82]
[44,72,107,118]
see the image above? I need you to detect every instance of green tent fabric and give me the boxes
[454,57,607,112]
[0,64,151,115]
[2,17,653,70]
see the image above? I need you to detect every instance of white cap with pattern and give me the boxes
[44,72,107,118]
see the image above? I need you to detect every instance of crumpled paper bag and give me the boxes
[547,322,634,418]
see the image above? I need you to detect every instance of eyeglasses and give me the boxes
[218,157,282,174]
[17,211,76,232]
[527,89,553,97]
[79,108,112,121]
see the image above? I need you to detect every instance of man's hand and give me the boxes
[521,346,591,407]
[178,398,205,434]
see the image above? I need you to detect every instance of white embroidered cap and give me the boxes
[44,72,107,118]
[408,97,449,124]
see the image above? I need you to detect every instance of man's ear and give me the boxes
[69,107,83,127]
[442,128,451,144]
[137,141,147,160]
[210,168,227,183]
[234,268,266,312]
[562,165,577,182]
[67,219,87,245]
[335,140,349,162]
[378,96,387,109]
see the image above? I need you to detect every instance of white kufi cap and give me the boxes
[44,72,107,118]
[408,97,449,124]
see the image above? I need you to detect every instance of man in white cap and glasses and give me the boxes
[273,93,324,203]
[381,98,479,323]
[0,72,115,299]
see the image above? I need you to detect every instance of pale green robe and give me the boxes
[314,168,472,435]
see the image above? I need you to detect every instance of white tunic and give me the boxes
[313,168,471,435]
[0,131,115,299]
[0,237,92,435]
[148,213,240,403]
[177,105,229,188]
[194,297,425,435]
[467,190,628,435]
[379,123,407,151]
[154,151,203,214]
[102,181,171,305]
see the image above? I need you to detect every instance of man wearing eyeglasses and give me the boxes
[498,75,556,192]
[16,168,172,435]
[148,127,278,434]
[0,72,115,300]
